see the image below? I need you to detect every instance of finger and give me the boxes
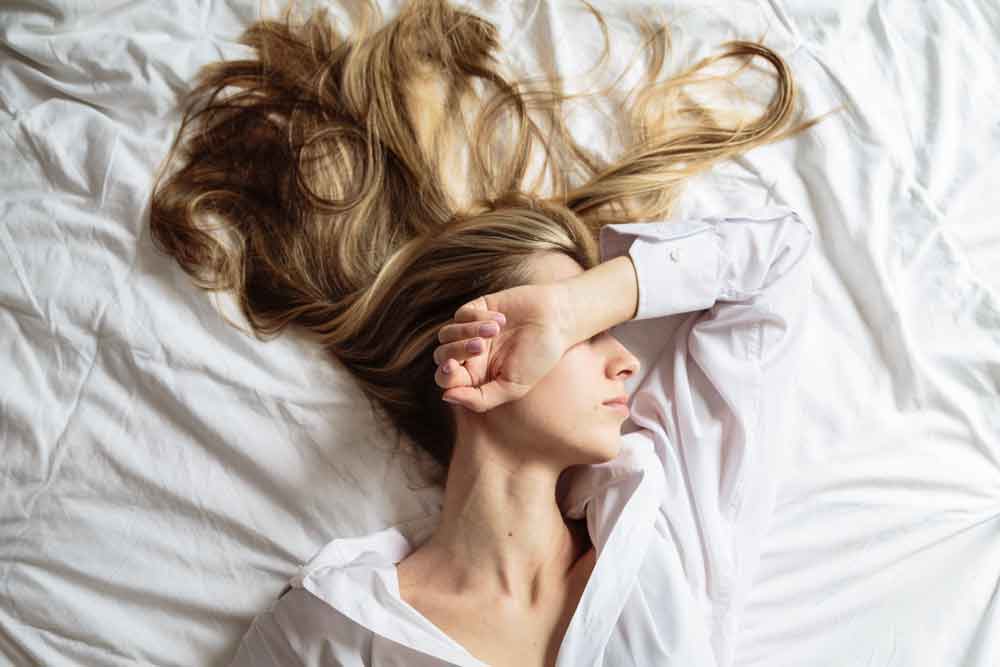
[453,296,489,323]
[454,302,506,326]
[441,386,493,412]
[453,310,506,326]
[442,379,515,413]
[432,337,487,365]
[438,319,500,344]
[434,358,472,389]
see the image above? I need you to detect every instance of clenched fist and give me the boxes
[432,283,575,413]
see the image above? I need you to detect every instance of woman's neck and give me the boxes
[404,441,590,609]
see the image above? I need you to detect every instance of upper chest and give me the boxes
[398,546,597,667]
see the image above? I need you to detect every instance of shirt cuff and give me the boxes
[600,219,724,321]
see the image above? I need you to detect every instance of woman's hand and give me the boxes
[432,283,575,413]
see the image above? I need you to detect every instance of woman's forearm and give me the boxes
[556,255,639,346]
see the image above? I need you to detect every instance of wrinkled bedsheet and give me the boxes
[2,0,998,664]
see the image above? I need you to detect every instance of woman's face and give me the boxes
[467,252,641,467]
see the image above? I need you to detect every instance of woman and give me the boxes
[149,0,838,664]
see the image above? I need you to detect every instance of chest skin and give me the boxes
[396,519,596,667]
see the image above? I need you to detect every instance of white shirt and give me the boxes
[230,205,814,667]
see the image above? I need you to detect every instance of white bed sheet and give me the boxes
[1,0,997,665]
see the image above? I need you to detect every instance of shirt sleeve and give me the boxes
[599,205,814,666]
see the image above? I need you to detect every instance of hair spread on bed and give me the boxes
[149,0,842,487]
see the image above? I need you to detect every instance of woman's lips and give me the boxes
[603,401,629,416]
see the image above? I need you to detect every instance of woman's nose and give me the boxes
[618,357,639,378]
[614,349,640,378]
[606,336,640,377]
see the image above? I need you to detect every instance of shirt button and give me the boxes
[669,248,680,262]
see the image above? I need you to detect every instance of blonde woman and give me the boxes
[149,0,839,664]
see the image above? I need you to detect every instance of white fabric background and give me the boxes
[1,0,997,665]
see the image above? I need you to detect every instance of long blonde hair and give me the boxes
[149,0,841,486]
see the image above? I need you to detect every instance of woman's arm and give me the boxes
[557,204,760,342]
[560,205,813,341]
[557,255,639,345]
[572,205,814,667]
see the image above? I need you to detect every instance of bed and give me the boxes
[2,0,998,664]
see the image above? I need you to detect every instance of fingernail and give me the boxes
[479,322,498,336]
[466,339,483,353]
[492,313,506,325]
[443,396,459,404]
[441,362,451,374]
